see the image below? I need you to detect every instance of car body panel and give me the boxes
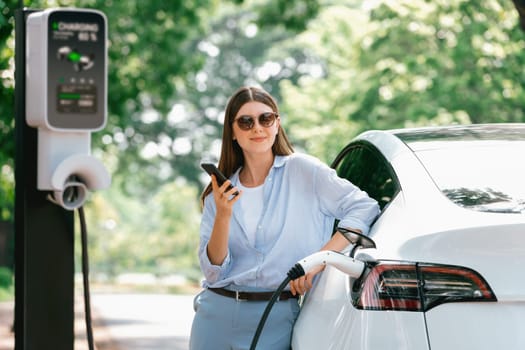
[292,265,430,350]
[425,302,525,349]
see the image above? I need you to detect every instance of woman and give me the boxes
[190,86,379,349]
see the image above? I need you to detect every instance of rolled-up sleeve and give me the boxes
[315,163,380,235]
[198,195,233,285]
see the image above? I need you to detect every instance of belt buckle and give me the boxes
[235,291,245,302]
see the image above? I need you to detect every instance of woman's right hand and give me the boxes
[211,175,242,216]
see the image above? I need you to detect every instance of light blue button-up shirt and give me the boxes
[199,153,380,290]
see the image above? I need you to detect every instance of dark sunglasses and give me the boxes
[233,112,278,131]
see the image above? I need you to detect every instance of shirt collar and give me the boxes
[273,155,288,168]
[232,154,291,182]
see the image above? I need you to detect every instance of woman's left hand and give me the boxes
[289,264,325,296]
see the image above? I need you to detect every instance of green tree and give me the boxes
[280,0,525,162]
[0,1,16,171]
[81,178,202,282]
[0,0,17,225]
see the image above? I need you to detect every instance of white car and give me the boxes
[292,124,525,350]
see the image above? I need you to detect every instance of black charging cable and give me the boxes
[78,206,95,350]
[249,263,306,350]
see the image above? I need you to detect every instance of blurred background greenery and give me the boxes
[1,0,524,297]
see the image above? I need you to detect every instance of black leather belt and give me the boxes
[208,287,298,301]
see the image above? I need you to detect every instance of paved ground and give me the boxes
[91,293,195,350]
[0,298,118,350]
[0,302,15,350]
[0,292,196,350]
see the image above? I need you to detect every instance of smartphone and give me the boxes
[201,163,239,196]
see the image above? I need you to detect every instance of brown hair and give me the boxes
[200,86,294,206]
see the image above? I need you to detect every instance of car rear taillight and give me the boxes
[352,261,497,312]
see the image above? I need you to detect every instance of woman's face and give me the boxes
[232,101,280,157]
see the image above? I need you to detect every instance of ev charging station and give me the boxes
[14,7,109,349]
[25,8,110,208]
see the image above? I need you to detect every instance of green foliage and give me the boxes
[80,179,202,281]
[0,266,13,301]
[0,0,17,210]
[254,0,320,31]
[0,266,12,288]
[0,164,14,221]
[0,0,17,180]
[280,0,525,163]
[77,0,218,199]
[360,0,525,126]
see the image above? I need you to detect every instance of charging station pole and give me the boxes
[15,6,108,348]
[14,8,75,349]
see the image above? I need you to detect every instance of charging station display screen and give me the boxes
[47,10,106,129]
